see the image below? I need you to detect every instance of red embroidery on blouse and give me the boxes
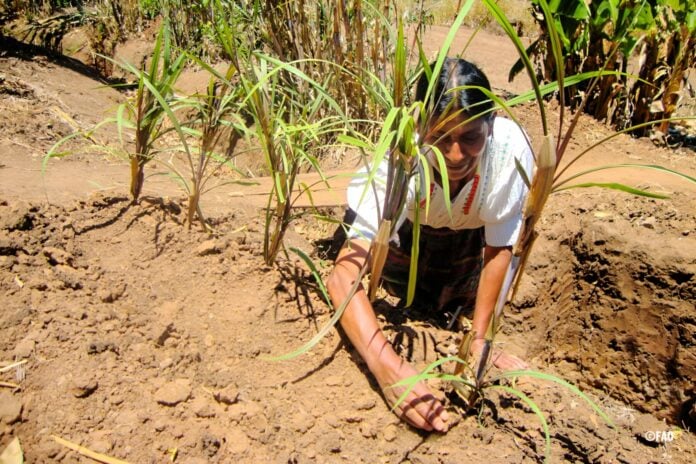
[419,182,435,208]
[462,174,480,215]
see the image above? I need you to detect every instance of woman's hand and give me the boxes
[373,352,450,432]
[469,245,529,371]
[470,338,528,371]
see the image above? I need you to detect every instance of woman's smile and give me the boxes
[425,113,492,183]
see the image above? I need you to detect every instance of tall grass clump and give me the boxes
[513,0,696,135]
[114,23,186,203]
[235,53,348,265]
[208,0,415,263]
[44,22,187,204]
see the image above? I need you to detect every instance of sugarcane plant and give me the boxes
[152,61,252,230]
[45,21,253,228]
[120,23,186,203]
[43,22,187,204]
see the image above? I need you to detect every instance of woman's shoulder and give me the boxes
[481,116,533,191]
[491,116,528,144]
[486,117,530,165]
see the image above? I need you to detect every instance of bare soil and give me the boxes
[1,27,695,463]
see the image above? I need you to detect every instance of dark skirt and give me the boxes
[381,219,485,315]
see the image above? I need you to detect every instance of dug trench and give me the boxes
[514,190,695,430]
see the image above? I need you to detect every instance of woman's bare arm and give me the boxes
[470,245,528,370]
[326,239,450,432]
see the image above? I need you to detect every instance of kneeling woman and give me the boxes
[327,58,533,432]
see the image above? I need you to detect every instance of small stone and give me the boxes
[359,423,377,438]
[152,323,175,346]
[42,247,73,266]
[191,397,216,418]
[136,410,151,424]
[68,307,87,320]
[292,411,315,433]
[227,403,246,422]
[14,337,35,358]
[87,340,118,355]
[214,384,239,405]
[196,240,221,256]
[317,430,342,453]
[155,379,192,406]
[42,441,63,459]
[340,411,362,423]
[325,375,342,387]
[324,414,340,428]
[71,374,98,398]
[159,358,174,369]
[383,423,398,442]
[3,206,33,231]
[99,282,127,303]
[113,410,137,426]
[619,435,638,451]
[472,427,494,444]
[170,424,186,438]
[640,217,656,229]
[0,392,22,424]
[355,398,376,411]
[201,433,221,457]
[226,428,250,455]
[89,430,114,454]
[239,400,261,418]
[153,418,167,432]
[53,264,83,289]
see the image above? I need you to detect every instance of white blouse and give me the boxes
[346,117,534,247]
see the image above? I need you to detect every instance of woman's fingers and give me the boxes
[386,383,450,432]
[470,339,528,371]
[490,351,528,370]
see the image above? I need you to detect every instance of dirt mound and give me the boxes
[518,191,696,430]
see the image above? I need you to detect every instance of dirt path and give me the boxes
[1,26,695,464]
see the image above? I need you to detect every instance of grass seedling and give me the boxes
[160,61,251,230]
[391,355,615,463]
[118,23,187,203]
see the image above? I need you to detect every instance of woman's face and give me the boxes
[424,113,492,183]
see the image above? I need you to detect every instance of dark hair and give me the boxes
[415,58,493,120]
